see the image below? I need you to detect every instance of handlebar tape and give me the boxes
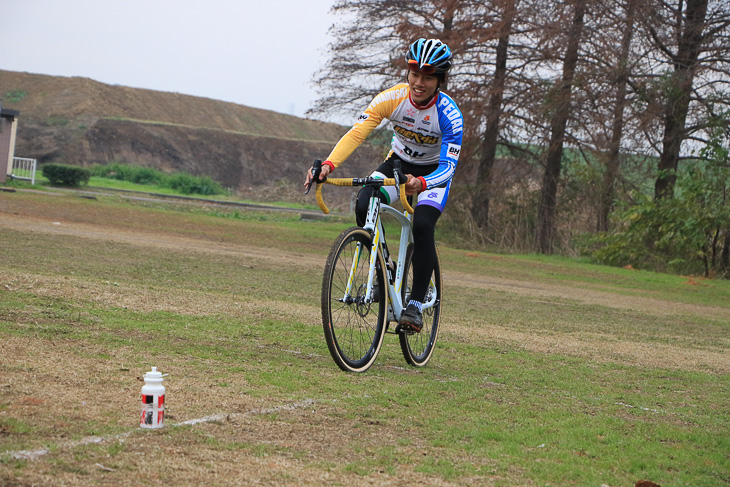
[315,178,414,215]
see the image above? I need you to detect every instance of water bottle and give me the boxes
[140,367,165,429]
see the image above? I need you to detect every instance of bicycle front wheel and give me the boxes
[322,227,387,372]
[399,244,442,367]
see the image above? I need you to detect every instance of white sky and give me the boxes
[1,0,339,121]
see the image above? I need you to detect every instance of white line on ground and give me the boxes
[5,399,315,461]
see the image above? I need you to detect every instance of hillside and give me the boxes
[0,70,383,197]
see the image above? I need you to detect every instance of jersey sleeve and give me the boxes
[423,94,463,190]
[325,85,408,169]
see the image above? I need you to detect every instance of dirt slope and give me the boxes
[0,70,383,191]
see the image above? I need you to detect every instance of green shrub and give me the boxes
[89,163,224,196]
[91,163,162,185]
[42,164,91,187]
[164,173,222,195]
[579,132,730,278]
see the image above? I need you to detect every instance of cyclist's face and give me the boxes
[407,70,439,105]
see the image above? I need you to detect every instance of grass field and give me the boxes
[1,188,729,486]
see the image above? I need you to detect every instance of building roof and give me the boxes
[1,108,20,119]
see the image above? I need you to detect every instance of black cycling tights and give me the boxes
[356,188,440,304]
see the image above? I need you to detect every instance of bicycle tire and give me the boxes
[398,244,442,366]
[322,227,388,372]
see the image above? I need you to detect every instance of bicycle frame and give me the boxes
[355,194,437,324]
[314,160,444,371]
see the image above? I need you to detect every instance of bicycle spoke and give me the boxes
[322,227,386,372]
[398,244,441,367]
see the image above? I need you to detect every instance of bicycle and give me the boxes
[305,159,443,373]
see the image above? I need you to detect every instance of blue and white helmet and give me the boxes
[405,38,452,74]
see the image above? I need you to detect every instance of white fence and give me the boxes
[11,157,37,185]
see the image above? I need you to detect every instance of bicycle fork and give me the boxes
[340,197,382,305]
[341,235,380,305]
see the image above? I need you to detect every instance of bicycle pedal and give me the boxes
[395,324,417,336]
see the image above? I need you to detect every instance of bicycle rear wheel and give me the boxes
[322,227,387,372]
[398,244,442,366]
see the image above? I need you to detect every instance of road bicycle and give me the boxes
[305,160,442,372]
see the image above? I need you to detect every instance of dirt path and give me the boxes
[2,207,728,375]
[446,269,730,320]
[0,211,322,269]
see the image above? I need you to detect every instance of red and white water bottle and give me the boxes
[140,367,165,429]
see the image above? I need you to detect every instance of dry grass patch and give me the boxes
[2,190,728,486]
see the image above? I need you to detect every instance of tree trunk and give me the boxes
[474,0,517,230]
[654,0,709,200]
[597,0,636,232]
[721,229,730,278]
[536,0,586,254]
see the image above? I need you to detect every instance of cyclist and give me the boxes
[305,38,463,332]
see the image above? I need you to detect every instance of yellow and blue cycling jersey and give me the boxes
[324,83,463,191]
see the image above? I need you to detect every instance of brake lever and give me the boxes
[393,159,407,186]
[305,159,323,195]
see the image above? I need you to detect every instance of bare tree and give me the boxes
[654,0,709,199]
[596,0,638,231]
[310,0,730,257]
[536,0,588,254]
[472,0,519,231]
[308,0,468,122]
[638,0,730,199]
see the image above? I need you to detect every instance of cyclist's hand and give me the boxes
[404,174,423,196]
[304,164,331,188]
